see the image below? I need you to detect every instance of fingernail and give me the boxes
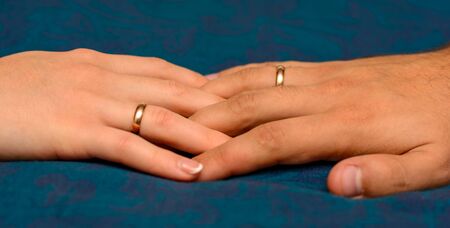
[341,165,363,197]
[205,73,218,80]
[178,159,204,175]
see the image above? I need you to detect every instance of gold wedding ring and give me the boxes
[132,104,146,134]
[275,65,285,86]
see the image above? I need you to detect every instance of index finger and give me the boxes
[193,114,346,181]
[68,49,208,88]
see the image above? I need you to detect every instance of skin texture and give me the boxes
[190,48,450,197]
[0,49,230,181]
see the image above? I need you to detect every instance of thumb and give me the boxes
[327,149,449,198]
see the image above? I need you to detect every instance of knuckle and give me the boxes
[232,68,254,85]
[148,57,168,65]
[214,149,232,168]
[19,50,48,57]
[227,92,258,115]
[254,65,274,78]
[253,123,285,151]
[166,80,188,96]
[390,157,411,191]
[209,150,235,177]
[115,134,135,153]
[362,156,410,196]
[146,107,173,127]
[69,48,100,61]
[367,156,411,194]
[234,66,269,86]
[193,74,208,86]
[145,147,158,164]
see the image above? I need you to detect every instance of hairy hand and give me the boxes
[191,49,450,197]
[0,49,229,181]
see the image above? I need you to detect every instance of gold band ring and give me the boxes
[132,104,146,134]
[275,65,285,86]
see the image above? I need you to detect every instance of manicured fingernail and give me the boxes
[205,73,218,80]
[178,159,204,175]
[341,165,362,197]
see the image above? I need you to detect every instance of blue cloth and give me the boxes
[0,0,449,226]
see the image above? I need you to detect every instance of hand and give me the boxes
[0,49,229,181]
[191,48,450,197]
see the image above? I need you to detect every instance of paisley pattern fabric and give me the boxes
[0,0,449,226]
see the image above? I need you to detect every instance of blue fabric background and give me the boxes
[0,0,449,226]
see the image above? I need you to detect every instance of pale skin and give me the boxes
[191,47,450,197]
[1,48,449,198]
[0,49,230,181]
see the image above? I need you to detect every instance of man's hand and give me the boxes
[191,48,450,197]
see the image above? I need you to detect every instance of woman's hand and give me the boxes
[0,49,229,181]
[190,48,450,197]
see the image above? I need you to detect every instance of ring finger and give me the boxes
[202,65,339,98]
[100,100,230,154]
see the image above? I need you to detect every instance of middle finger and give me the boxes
[100,72,224,116]
[190,84,340,136]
